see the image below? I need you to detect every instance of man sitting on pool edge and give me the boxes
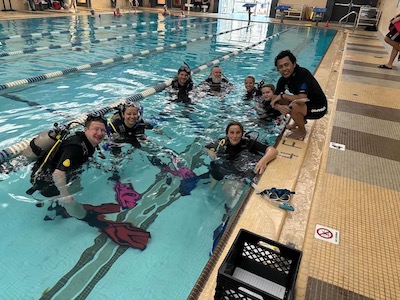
[272,50,327,140]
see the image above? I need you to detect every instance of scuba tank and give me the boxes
[22,123,71,160]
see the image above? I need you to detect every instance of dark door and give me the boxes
[330,0,377,22]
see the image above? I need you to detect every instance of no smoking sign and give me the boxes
[314,224,340,245]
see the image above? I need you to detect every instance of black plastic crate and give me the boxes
[215,229,302,300]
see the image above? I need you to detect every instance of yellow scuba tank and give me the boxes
[22,123,70,160]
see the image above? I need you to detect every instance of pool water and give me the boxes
[0,12,336,299]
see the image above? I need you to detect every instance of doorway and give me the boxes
[330,0,377,22]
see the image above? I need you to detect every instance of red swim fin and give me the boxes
[80,210,150,250]
[82,203,121,214]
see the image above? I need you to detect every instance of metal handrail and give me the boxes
[339,11,358,28]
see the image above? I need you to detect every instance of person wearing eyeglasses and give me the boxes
[166,66,194,103]
[272,50,327,140]
[200,66,233,95]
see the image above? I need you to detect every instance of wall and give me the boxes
[280,0,327,8]
[1,0,143,11]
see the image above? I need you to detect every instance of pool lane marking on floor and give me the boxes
[0,25,249,92]
[0,26,296,164]
[29,28,298,298]
[0,18,197,41]
[0,21,217,58]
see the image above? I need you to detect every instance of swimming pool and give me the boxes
[0,12,336,299]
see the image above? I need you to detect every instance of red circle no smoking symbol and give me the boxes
[317,228,333,239]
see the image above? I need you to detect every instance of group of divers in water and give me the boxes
[17,50,327,251]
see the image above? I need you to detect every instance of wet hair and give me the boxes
[225,121,244,135]
[245,75,255,83]
[261,83,276,93]
[274,50,297,67]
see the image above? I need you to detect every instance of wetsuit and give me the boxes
[254,98,281,122]
[169,78,194,102]
[275,65,327,119]
[109,116,154,156]
[203,77,232,93]
[29,132,95,197]
[244,87,262,100]
[205,137,268,180]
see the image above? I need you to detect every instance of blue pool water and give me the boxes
[0,12,336,299]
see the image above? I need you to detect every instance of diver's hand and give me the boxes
[58,195,76,207]
[111,133,121,140]
[254,147,278,174]
[254,161,267,175]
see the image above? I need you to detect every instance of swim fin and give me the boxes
[113,181,141,209]
[82,203,121,214]
[179,176,200,196]
[80,209,150,250]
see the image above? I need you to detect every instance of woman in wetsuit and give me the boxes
[109,102,152,149]
[204,121,278,180]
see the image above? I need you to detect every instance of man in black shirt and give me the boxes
[28,115,150,249]
[29,115,107,216]
[272,50,327,140]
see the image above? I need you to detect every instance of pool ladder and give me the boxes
[339,11,358,31]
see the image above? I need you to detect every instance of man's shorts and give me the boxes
[386,27,400,43]
[305,102,327,120]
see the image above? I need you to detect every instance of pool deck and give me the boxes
[1,8,399,300]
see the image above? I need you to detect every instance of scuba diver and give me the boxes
[204,121,278,181]
[254,83,282,122]
[165,65,194,103]
[25,114,150,250]
[199,65,233,95]
[244,75,263,100]
[108,101,154,151]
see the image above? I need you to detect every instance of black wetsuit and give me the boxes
[205,137,268,180]
[275,65,327,119]
[29,132,95,197]
[244,87,262,100]
[203,77,231,93]
[169,78,194,102]
[110,117,148,149]
[254,98,281,122]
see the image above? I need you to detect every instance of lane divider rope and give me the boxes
[0,21,217,58]
[0,17,196,41]
[0,25,248,92]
